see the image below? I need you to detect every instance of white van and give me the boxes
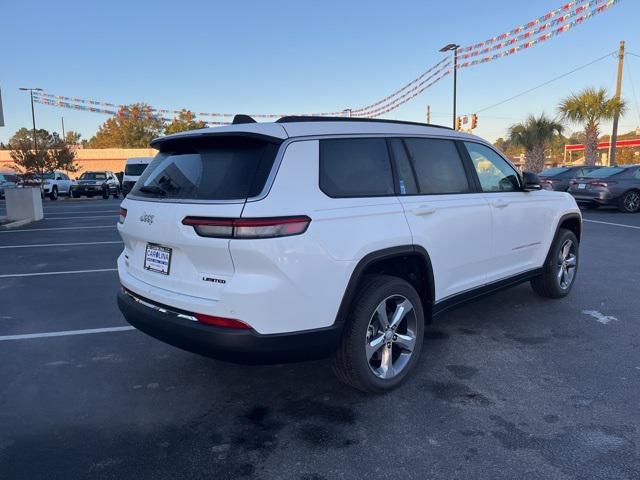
[122,157,153,196]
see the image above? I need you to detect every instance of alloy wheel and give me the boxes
[557,239,577,290]
[624,192,640,212]
[365,295,417,380]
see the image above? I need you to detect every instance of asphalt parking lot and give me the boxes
[0,197,639,480]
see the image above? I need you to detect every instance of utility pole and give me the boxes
[19,87,43,165]
[61,117,65,141]
[608,40,625,166]
[426,105,431,124]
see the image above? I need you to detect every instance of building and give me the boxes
[0,148,157,177]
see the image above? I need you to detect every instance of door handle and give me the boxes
[491,199,508,208]
[413,205,436,216]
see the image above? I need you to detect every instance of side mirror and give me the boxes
[522,171,541,191]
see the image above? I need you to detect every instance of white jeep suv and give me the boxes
[117,117,581,392]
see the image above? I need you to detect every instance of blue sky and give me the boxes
[1,0,639,144]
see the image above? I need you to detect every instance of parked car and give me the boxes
[568,165,640,212]
[116,116,581,392]
[0,173,19,198]
[71,171,121,199]
[539,166,600,191]
[41,171,73,200]
[122,157,152,196]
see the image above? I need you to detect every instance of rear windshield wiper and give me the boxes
[139,185,167,196]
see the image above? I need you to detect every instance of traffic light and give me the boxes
[471,113,478,130]
[455,116,462,131]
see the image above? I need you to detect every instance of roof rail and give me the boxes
[275,116,453,130]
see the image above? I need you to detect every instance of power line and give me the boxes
[625,66,640,125]
[473,50,616,114]
[478,52,615,114]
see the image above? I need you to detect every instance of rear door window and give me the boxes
[403,138,470,194]
[319,138,394,197]
[125,163,149,176]
[130,136,280,201]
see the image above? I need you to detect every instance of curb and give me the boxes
[0,218,34,230]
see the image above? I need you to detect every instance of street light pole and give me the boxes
[439,43,460,129]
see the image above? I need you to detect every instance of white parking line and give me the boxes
[0,268,117,278]
[583,219,640,230]
[0,326,135,341]
[42,215,119,220]
[0,225,116,233]
[45,210,120,215]
[0,241,123,249]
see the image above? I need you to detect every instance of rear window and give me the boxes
[320,138,394,197]
[124,163,149,176]
[541,167,569,176]
[584,167,624,178]
[130,136,280,200]
[80,172,107,180]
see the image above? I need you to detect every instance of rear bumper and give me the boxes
[117,288,342,364]
[569,190,614,205]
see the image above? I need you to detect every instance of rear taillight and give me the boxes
[182,216,311,239]
[589,181,616,187]
[119,207,127,224]
[195,313,251,329]
[569,179,577,185]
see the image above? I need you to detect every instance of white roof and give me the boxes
[151,119,485,145]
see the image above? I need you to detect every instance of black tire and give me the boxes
[49,186,58,201]
[618,190,640,213]
[531,228,579,299]
[72,191,80,198]
[102,187,109,199]
[113,187,120,199]
[332,274,425,393]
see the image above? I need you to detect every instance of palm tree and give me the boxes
[558,87,626,166]
[508,114,563,173]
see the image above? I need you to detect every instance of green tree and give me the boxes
[64,130,82,144]
[164,109,207,135]
[508,114,563,173]
[89,103,164,148]
[494,137,524,159]
[8,127,78,176]
[558,87,626,166]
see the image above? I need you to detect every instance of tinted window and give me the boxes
[125,163,149,176]
[541,167,569,176]
[465,142,520,192]
[320,138,394,197]
[131,136,279,200]
[583,167,624,178]
[80,172,107,180]
[634,169,640,179]
[403,138,469,194]
[388,138,418,195]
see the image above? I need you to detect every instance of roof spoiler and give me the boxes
[232,114,257,125]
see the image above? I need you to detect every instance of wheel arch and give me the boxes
[540,212,582,270]
[557,212,582,243]
[333,245,435,327]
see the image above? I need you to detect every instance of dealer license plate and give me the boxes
[144,243,172,275]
